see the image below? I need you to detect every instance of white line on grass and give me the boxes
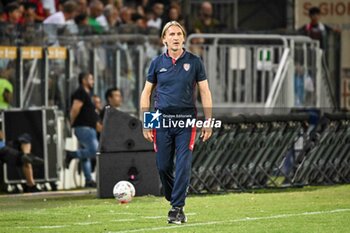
[112,213,136,215]
[142,213,197,219]
[107,208,350,233]
[110,219,136,222]
[142,216,163,219]
[38,225,68,229]
[15,225,68,229]
[74,222,101,225]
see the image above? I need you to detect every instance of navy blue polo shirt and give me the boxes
[147,50,207,115]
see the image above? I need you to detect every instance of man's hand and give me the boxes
[96,122,103,133]
[200,127,212,142]
[143,129,154,142]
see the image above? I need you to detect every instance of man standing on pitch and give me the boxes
[140,21,213,224]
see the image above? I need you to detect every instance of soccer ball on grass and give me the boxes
[113,181,135,203]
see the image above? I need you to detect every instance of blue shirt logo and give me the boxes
[143,110,162,128]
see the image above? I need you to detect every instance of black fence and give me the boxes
[189,112,350,194]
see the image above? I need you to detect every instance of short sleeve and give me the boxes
[147,58,158,83]
[72,89,85,102]
[196,58,207,82]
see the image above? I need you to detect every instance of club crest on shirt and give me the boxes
[183,63,190,71]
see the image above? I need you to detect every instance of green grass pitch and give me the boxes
[0,185,350,233]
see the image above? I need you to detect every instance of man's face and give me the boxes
[77,0,87,14]
[109,90,122,107]
[66,11,78,20]
[153,3,164,17]
[200,3,213,19]
[93,96,102,110]
[83,74,94,90]
[310,13,320,23]
[9,8,22,22]
[91,3,104,18]
[163,25,185,52]
[169,8,179,21]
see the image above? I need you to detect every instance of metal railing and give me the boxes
[1,29,338,116]
[186,34,290,113]
[186,33,336,115]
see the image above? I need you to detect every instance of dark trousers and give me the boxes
[154,127,196,207]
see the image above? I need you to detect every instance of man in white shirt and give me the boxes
[43,1,77,44]
[97,4,120,31]
[146,2,164,30]
[44,1,77,25]
[42,0,56,16]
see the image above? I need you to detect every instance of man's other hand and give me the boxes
[143,129,154,142]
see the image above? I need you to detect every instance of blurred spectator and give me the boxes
[42,0,56,16]
[75,13,88,25]
[26,0,46,22]
[168,5,182,22]
[0,132,44,193]
[92,94,102,115]
[75,0,87,14]
[96,4,121,31]
[22,3,37,24]
[66,72,99,188]
[136,0,148,17]
[294,63,305,106]
[88,0,104,33]
[161,4,183,30]
[146,2,163,30]
[100,87,122,121]
[114,0,123,11]
[298,6,340,51]
[133,13,146,31]
[120,6,133,25]
[44,1,77,44]
[74,12,90,34]
[92,94,103,140]
[4,2,23,24]
[192,1,222,33]
[0,75,13,110]
[43,0,76,24]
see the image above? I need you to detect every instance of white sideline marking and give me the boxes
[15,225,68,229]
[110,219,136,222]
[74,221,101,225]
[142,216,163,219]
[143,213,197,219]
[113,212,135,215]
[107,209,350,233]
[38,225,67,229]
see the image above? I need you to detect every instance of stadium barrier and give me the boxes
[1,28,338,115]
[0,34,160,115]
[293,112,350,186]
[189,112,350,194]
[186,34,336,114]
[190,113,308,193]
